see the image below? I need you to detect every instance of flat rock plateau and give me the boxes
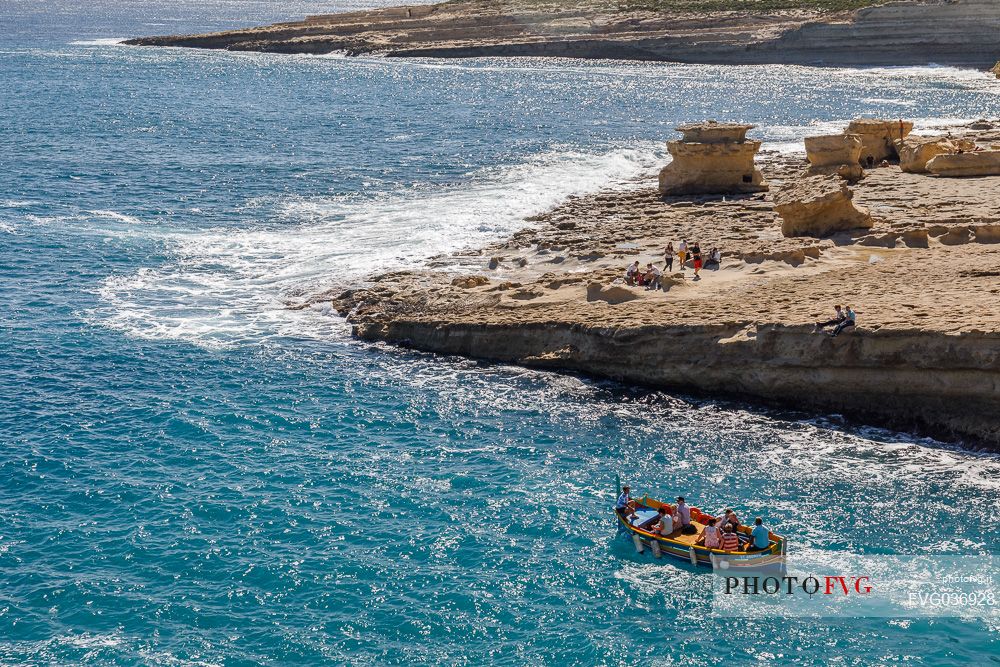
[307,120,1000,449]
[125,0,1000,67]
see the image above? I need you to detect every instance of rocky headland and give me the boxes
[308,119,1000,449]
[125,0,1000,68]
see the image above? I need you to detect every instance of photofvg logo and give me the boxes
[711,554,998,619]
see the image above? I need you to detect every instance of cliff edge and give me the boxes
[316,120,1000,448]
[125,0,1000,67]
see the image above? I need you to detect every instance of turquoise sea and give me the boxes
[2,1,999,663]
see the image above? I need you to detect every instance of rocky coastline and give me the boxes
[124,0,1000,68]
[313,119,1000,449]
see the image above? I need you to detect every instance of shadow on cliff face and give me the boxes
[358,339,997,453]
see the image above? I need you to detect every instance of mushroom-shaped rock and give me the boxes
[804,134,864,182]
[658,121,768,196]
[926,151,1000,177]
[774,175,874,238]
[897,136,977,173]
[846,119,914,165]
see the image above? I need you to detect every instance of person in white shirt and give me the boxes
[674,496,695,534]
[643,263,662,290]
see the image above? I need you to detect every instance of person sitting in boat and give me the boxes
[746,517,770,552]
[673,497,696,535]
[720,523,741,552]
[719,508,740,533]
[639,505,672,535]
[699,517,722,549]
[615,486,637,520]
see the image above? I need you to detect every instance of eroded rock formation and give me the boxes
[898,136,978,173]
[774,175,873,237]
[926,151,1000,177]
[658,121,768,196]
[804,134,864,182]
[992,62,1000,78]
[846,119,914,166]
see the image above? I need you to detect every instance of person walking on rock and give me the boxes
[691,241,702,278]
[664,242,674,272]
[678,240,688,271]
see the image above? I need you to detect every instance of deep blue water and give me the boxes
[2,1,999,664]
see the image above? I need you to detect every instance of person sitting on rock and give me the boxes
[704,247,721,269]
[624,261,640,286]
[814,304,845,332]
[643,263,662,290]
[830,306,856,337]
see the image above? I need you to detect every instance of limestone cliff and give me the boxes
[125,0,1000,68]
[346,316,1000,448]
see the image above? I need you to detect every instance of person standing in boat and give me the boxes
[616,486,637,520]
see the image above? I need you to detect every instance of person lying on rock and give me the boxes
[814,304,845,332]
[643,263,662,290]
[830,306,856,337]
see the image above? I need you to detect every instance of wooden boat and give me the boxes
[615,491,786,569]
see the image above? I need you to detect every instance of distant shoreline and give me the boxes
[124,0,1000,68]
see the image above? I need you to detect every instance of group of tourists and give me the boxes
[623,240,723,288]
[615,487,772,553]
[813,304,857,337]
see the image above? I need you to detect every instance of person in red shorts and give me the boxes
[691,241,703,278]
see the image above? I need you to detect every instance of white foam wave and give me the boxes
[89,209,146,225]
[69,38,126,46]
[96,144,663,348]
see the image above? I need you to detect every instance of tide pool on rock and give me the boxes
[2,1,999,664]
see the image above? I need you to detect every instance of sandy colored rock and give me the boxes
[897,136,977,173]
[126,0,1000,70]
[313,121,1000,447]
[847,119,914,165]
[804,134,864,182]
[586,282,638,304]
[774,175,873,237]
[992,62,1000,78]
[452,275,490,288]
[926,151,1000,177]
[658,121,767,196]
